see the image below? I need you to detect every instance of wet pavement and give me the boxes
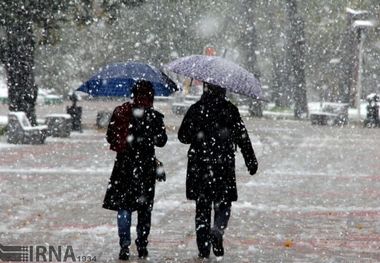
[1,107,380,262]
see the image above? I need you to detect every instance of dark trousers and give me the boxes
[117,208,151,249]
[195,199,231,255]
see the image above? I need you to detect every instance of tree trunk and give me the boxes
[267,0,292,108]
[286,0,308,119]
[238,0,263,117]
[5,20,37,125]
[272,57,293,107]
[338,10,368,106]
[239,0,261,79]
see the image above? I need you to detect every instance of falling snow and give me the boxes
[0,1,380,262]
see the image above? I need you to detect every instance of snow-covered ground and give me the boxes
[0,100,375,127]
[308,101,370,121]
[0,116,379,262]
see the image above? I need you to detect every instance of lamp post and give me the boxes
[352,20,375,121]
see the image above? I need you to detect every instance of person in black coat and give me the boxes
[178,82,258,259]
[103,80,167,260]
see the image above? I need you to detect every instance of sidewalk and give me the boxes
[1,118,380,262]
[0,100,373,129]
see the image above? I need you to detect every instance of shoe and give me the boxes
[198,251,210,259]
[118,247,129,260]
[137,247,148,258]
[211,230,224,257]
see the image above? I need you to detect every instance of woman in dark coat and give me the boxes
[178,82,258,259]
[103,80,167,260]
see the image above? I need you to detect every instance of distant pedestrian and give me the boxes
[103,80,167,260]
[66,92,82,132]
[24,83,38,126]
[178,82,258,259]
[364,93,380,128]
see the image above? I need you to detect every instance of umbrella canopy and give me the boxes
[77,62,178,97]
[165,55,262,99]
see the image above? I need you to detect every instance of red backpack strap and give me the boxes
[106,102,132,152]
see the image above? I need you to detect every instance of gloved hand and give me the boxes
[156,171,166,182]
[156,159,166,182]
[249,165,258,176]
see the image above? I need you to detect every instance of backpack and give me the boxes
[106,102,133,153]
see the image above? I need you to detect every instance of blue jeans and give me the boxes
[117,209,151,248]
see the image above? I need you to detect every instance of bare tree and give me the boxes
[285,0,308,118]
[337,9,369,106]
[236,0,263,116]
[0,0,143,125]
[266,0,292,108]
[1,2,41,125]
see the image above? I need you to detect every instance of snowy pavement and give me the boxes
[1,118,380,262]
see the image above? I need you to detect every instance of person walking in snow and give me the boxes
[103,80,167,260]
[178,82,258,259]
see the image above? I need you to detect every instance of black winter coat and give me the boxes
[103,107,167,211]
[178,94,258,202]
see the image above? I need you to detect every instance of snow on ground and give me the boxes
[0,115,7,125]
[1,116,380,262]
[0,88,7,97]
[0,101,374,127]
[0,72,7,91]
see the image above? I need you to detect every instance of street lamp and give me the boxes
[352,19,375,121]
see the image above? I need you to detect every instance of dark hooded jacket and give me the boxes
[103,97,167,211]
[178,92,258,202]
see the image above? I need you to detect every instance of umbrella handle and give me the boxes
[256,97,269,102]
[222,49,228,58]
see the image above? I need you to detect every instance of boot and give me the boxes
[135,239,149,258]
[198,251,210,259]
[211,229,224,257]
[137,246,148,258]
[118,247,129,261]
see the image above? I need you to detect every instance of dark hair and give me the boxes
[131,79,154,99]
[203,82,226,97]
